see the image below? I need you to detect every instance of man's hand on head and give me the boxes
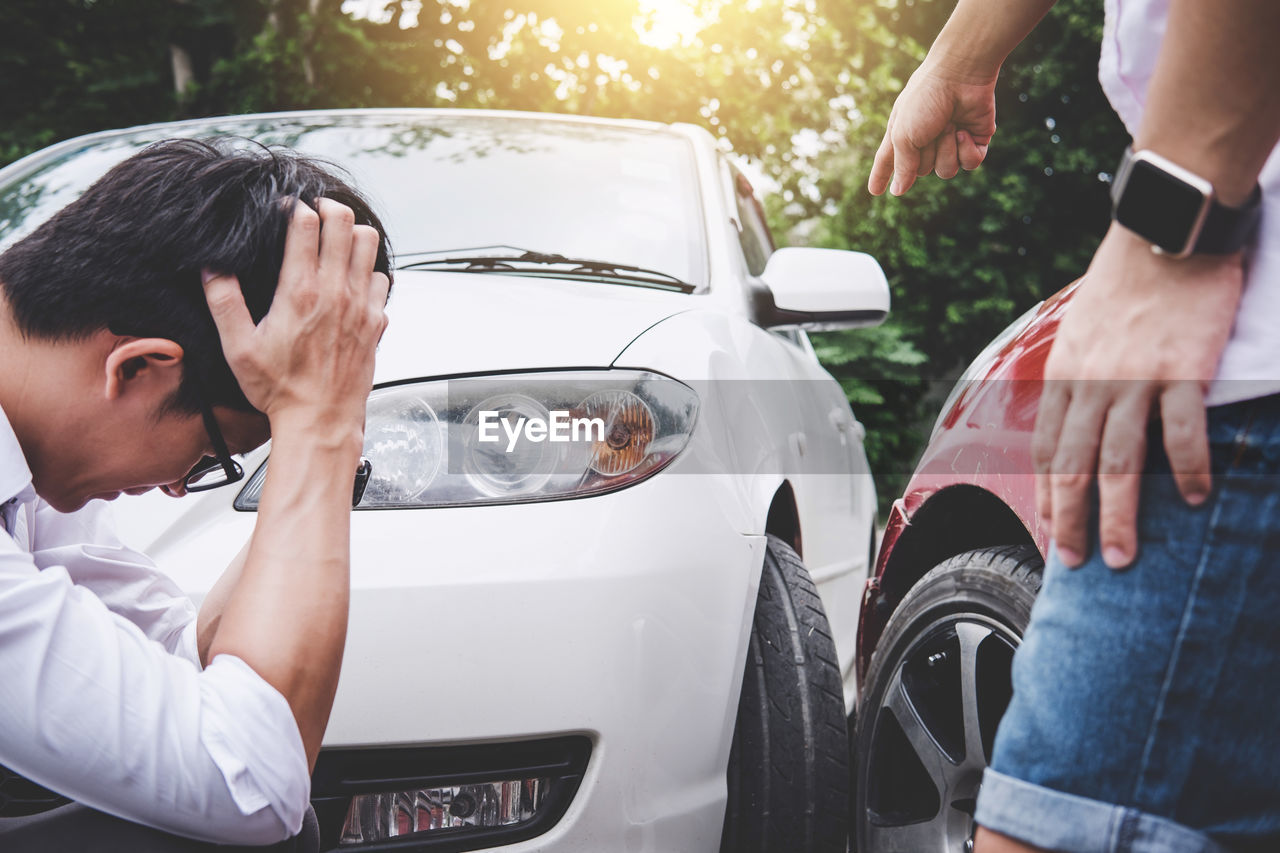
[202,198,390,440]
[1032,224,1244,570]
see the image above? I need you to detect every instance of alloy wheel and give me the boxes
[861,614,1018,853]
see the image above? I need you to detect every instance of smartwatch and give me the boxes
[1110,146,1261,259]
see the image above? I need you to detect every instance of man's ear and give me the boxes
[103,338,186,402]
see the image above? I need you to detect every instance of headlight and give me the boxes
[234,370,698,510]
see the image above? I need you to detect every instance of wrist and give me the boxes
[268,410,365,457]
[1106,223,1244,277]
[921,45,1001,87]
[254,423,364,520]
[925,0,1058,85]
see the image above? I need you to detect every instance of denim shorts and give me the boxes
[974,394,1280,853]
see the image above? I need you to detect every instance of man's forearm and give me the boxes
[204,421,363,768]
[1136,0,1280,205]
[925,0,1057,82]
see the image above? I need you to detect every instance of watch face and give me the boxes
[1115,159,1209,254]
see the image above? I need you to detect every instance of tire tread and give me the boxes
[721,535,850,853]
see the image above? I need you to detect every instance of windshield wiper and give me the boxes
[396,247,696,293]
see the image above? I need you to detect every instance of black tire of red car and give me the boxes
[852,545,1043,853]
[720,534,850,853]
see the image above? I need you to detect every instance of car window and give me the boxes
[0,114,708,288]
[725,161,774,277]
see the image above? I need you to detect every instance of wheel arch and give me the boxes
[857,485,1039,687]
[884,485,1036,600]
[764,479,802,558]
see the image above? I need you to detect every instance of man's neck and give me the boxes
[0,288,102,502]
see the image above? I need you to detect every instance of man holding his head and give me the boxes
[0,138,391,851]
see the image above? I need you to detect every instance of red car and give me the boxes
[850,285,1075,852]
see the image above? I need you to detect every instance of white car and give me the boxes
[0,109,886,853]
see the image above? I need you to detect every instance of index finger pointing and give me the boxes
[868,130,896,196]
[891,130,921,196]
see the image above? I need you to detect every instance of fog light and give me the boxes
[340,777,548,845]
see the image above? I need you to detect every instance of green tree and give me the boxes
[0,0,189,164]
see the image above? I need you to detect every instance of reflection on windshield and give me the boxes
[0,114,707,288]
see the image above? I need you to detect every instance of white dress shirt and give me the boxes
[1100,0,1280,406]
[0,406,309,845]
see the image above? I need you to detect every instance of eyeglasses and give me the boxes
[182,395,245,493]
[180,386,373,506]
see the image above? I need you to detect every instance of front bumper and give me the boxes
[135,471,767,852]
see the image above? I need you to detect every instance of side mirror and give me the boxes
[753,247,890,330]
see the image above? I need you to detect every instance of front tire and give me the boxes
[720,535,849,853]
[853,545,1042,852]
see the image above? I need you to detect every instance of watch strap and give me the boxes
[1194,183,1263,254]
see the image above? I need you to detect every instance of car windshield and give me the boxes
[0,113,707,288]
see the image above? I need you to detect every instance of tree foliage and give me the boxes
[0,0,1127,510]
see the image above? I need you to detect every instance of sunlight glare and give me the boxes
[633,0,708,50]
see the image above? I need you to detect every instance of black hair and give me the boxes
[0,137,393,414]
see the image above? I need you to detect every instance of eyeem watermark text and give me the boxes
[478,411,607,452]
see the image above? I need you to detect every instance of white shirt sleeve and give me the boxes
[0,509,310,845]
[27,500,200,665]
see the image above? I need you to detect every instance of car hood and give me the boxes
[373,270,691,380]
